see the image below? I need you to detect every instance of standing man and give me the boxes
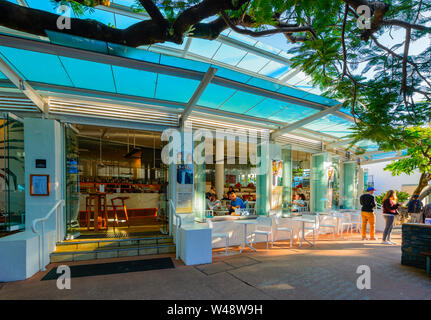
[360,187,377,240]
[407,195,423,223]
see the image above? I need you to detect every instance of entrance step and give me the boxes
[50,236,176,263]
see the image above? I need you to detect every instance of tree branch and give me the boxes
[137,0,168,28]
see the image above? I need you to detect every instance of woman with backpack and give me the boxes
[382,190,400,245]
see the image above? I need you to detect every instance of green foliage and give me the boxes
[375,190,410,205]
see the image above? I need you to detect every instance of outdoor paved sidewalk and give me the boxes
[0,231,430,300]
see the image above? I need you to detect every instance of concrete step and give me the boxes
[50,236,175,263]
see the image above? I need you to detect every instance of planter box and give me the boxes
[401,223,431,270]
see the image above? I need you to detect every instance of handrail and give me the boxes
[32,200,65,271]
[170,199,181,260]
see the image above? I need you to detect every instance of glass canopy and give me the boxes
[0,0,400,158]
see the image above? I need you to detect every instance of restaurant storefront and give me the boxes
[0,22,376,281]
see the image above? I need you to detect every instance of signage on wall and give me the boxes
[35,159,47,168]
[30,174,50,196]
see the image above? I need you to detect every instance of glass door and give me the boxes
[64,125,80,239]
[0,114,25,233]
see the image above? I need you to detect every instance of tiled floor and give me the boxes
[0,231,430,300]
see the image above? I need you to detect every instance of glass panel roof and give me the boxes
[112,66,157,98]
[155,74,200,103]
[218,91,264,114]
[371,151,398,160]
[269,104,319,123]
[0,3,361,140]
[0,46,73,86]
[303,114,354,137]
[59,57,117,93]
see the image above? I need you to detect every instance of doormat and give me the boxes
[76,231,163,239]
[41,257,174,280]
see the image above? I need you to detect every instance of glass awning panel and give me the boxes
[303,114,354,137]
[0,71,7,79]
[0,29,356,139]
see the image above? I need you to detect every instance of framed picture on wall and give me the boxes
[30,174,50,196]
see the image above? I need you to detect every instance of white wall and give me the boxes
[362,161,422,195]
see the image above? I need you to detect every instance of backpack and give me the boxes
[410,200,422,213]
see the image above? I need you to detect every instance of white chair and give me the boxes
[251,216,273,249]
[244,200,256,215]
[316,213,337,239]
[274,215,293,247]
[207,219,229,255]
[301,214,319,245]
[339,212,354,236]
[349,211,361,232]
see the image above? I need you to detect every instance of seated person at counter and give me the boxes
[228,192,245,215]
[207,194,222,211]
[292,194,306,212]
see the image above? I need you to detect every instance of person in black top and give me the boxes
[359,187,377,240]
[407,195,423,223]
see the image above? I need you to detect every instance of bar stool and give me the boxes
[86,193,109,231]
[110,196,130,230]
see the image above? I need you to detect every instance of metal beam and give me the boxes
[0,55,47,113]
[0,34,350,115]
[182,38,193,58]
[181,67,217,125]
[271,104,341,140]
[361,156,409,165]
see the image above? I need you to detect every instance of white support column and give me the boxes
[215,138,224,200]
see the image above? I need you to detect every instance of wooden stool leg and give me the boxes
[122,200,130,228]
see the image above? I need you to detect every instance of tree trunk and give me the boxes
[412,172,431,199]
[419,186,431,201]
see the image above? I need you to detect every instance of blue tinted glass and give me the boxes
[26,0,58,13]
[277,86,309,99]
[219,91,263,113]
[112,66,157,98]
[60,57,116,92]
[212,44,247,65]
[115,14,141,29]
[245,98,286,118]
[254,41,281,55]
[259,61,289,78]
[188,38,221,59]
[247,77,281,92]
[108,43,160,64]
[160,55,208,72]
[236,54,270,73]
[197,84,236,109]
[214,67,251,83]
[302,93,339,106]
[372,152,398,160]
[0,71,6,79]
[46,31,109,54]
[304,115,353,136]
[74,8,115,26]
[155,74,199,103]
[269,103,318,123]
[0,46,72,86]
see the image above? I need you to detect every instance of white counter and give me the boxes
[79,192,161,211]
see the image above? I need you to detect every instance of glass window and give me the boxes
[0,115,25,234]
